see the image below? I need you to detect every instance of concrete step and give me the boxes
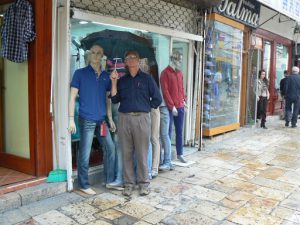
[0,182,67,213]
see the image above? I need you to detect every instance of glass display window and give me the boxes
[203,20,243,130]
[263,40,271,80]
[69,18,195,167]
[275,44,289,90]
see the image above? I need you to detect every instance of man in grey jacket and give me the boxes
[285,66,300,127]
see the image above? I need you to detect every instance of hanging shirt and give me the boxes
[0,0,36,63]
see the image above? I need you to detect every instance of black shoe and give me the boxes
[285,121,289,127]
[292,124,297,128]
[262,126,268,129]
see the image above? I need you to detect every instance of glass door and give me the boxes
[274,44,289,114]
[170,39,190,144]
[246,49,261,125]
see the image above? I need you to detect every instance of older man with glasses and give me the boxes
[110,50,162,196]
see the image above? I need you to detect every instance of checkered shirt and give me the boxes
[0,0,36,63]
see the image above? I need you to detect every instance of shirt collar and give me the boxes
[87,64,104,74]
[126,69,142,78]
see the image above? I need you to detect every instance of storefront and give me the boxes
[202,0,261,136]
[251,5,294,116]
[54,0,203,190]
[0,0,52,190]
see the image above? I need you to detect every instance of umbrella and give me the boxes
[80,29,156,62]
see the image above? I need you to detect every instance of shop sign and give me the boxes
[257,0,300,22]
[214,0,261,28]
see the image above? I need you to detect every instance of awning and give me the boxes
[186,0,222,8]
[257,0,300,22]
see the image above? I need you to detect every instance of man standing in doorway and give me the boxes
[280,70,288,120]
[110,50,162,196]
[285,66,300,128]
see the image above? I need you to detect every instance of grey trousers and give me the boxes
[118,112,151,186]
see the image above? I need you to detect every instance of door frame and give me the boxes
[0,0,53,176]
[170,37,194,144]
[255,29,292,115]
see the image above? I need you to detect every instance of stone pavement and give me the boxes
[1,116,300,225]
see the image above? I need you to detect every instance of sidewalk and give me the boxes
[1,116,300,225]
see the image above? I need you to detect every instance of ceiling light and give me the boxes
[79,21,88,24]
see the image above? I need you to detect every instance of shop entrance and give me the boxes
[0,1,36,187]
[246,48,262,125]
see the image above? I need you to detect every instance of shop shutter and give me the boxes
[70,0,199,34]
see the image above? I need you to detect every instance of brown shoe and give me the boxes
[122,185,133,196]
[139,185,150,196]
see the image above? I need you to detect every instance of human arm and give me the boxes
[68,87,79,134]
[110,70,120,103]
[149,76,162,109]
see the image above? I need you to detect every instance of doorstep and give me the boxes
[0,178,67,213]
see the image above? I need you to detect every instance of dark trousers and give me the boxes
[169,107,184,156]
[285,97,300,126]
[257,96,268,126]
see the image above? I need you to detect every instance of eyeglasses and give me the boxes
[125,55,138,61]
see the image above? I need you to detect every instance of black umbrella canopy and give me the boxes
[80,29,156,61]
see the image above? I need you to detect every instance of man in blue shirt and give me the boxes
[68,44,116,195]
[111,50,162,196]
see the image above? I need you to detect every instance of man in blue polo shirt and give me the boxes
[111,50,162,196]
[68,44,116,195]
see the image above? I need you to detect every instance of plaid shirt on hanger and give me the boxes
[0,0,36,63]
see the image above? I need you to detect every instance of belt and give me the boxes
[127,112,145,116]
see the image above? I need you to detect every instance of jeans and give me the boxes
[285,97,300,126]
[169,107,184,156]
[111,103,123,183]
[159,106,171,166]
[78,117,116,189]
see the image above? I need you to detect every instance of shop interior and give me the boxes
[70,18,192,169]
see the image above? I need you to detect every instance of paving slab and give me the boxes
[33,210,77,225]
[0,208,30,225]
[20,192,84,217]
[0,192,21,213]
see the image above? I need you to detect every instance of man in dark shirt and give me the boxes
[111,50,162,196]
[285,66,300,127]
[280,70,288,97]
[280,70,288,120]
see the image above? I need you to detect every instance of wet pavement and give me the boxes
[4,116,300,225]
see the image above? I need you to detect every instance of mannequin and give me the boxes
[68,44,116,195]
[160,51,187,163]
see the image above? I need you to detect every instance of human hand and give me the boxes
[68,117,76,134]
[172,106,178,116]
[108,118,116,132]
[110,70,119,84]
